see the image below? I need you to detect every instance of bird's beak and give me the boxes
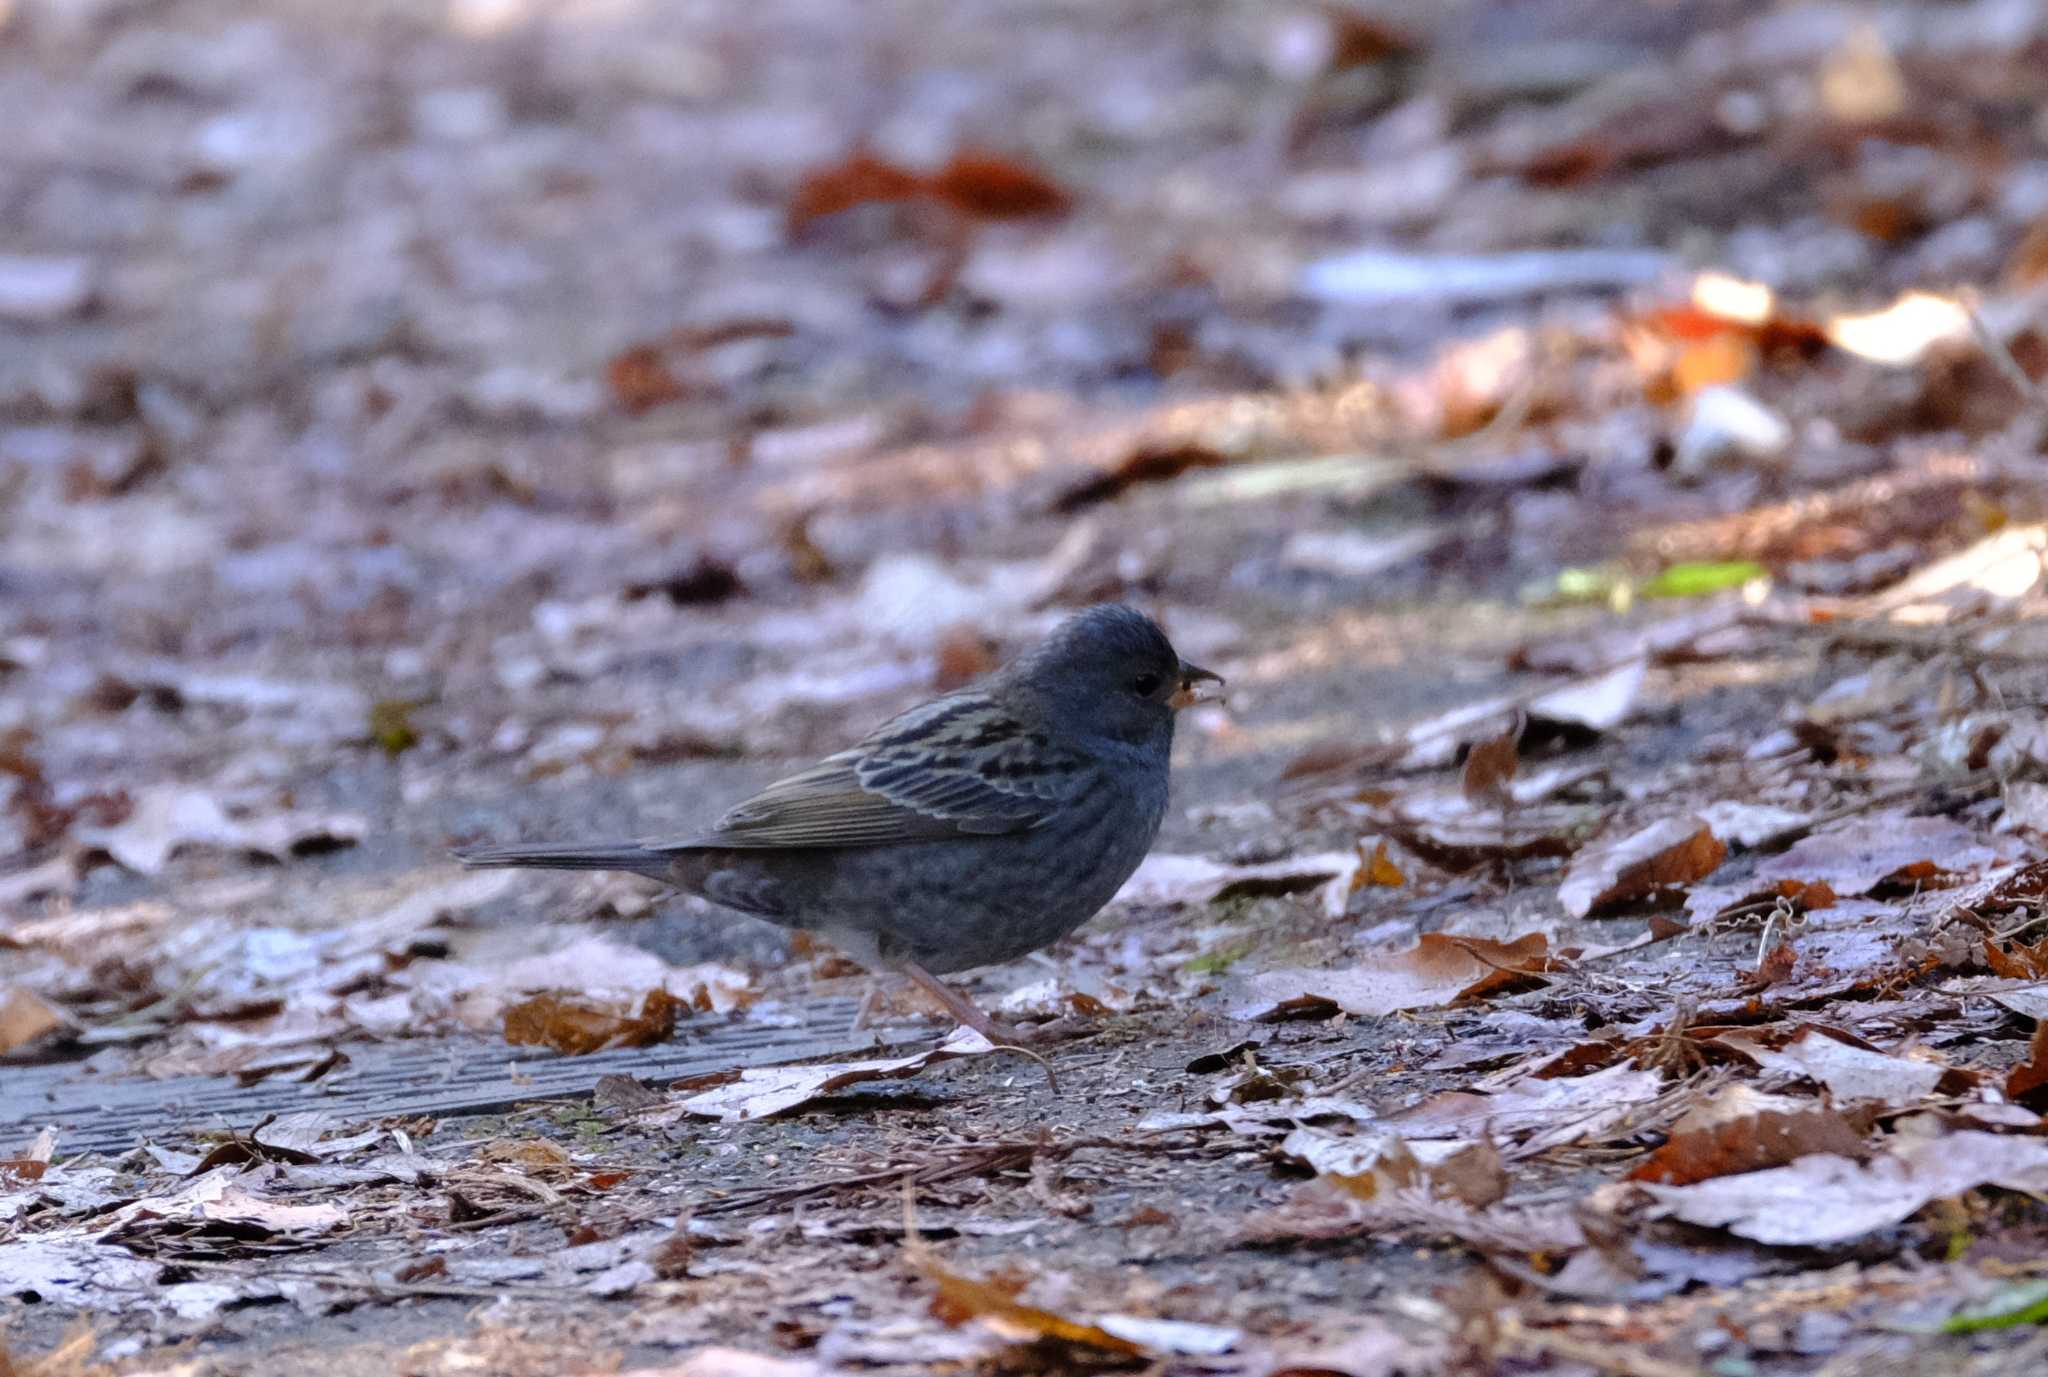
[1171,661,1224,710]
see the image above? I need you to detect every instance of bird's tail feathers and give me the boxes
[454,841,671,882]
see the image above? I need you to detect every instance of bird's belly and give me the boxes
[808,793,1159,974]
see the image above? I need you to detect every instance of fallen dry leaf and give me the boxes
[1558,818,1726,918]
[926,149,1072,219]
[504,989,690,1055]
[1641,1129,2048,1246]
[1696,800,1811,848]
[1983,933,2048,981]
[75,786,364,875]
[0,1127,56,1185]
[1357,838,1405,888]
[1283,1129,1506,1209]
[0,985,69,1055]
[1627,1084,1866,1185]
[1116,850,1357,915]
[1051,442,1229,513]
[1755,816,2022,898]
[1227,933,1551,1021]
[98,1166,348,1241]
[663,1028,997,1121]
[1285,659,1646,776]
[1383,1062,1665,1154]
[1460,714,1521,806]
[1942,976,2048,1022]
[607,344,689,415]
[1721,1024,1952,1106]
[1377,790,1579,872]
[786,149,927,232]
[2007,1022,2048,1107]
[918,1250,1234,1356]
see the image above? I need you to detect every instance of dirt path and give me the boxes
[10,2,2048,1374]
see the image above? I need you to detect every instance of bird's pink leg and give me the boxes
[897,962,1025,1044]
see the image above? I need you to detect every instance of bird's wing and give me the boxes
[647,693,1096,851]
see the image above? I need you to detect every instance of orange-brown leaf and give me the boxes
[1984,935,2048,980]
[928,149,1071,219]
[919,1255,1143,1354]
[1629,1086,1865,1185]
[787,151,928,232]
[2007,1022,2048,1107]
[606,345,688,415]
[1460,718,1520,805]
[504,989,685,1056]
[1358,838,1405,888]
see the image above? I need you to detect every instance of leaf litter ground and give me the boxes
[10,1,2048,1374]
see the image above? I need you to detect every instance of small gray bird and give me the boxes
[456,604,1220,1040]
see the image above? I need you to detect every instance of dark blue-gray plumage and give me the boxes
[455,604,1220,1037]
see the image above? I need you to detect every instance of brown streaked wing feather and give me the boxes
[644,693,1095,851]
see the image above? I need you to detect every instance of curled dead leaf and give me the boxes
[1460,714,1521,805]
[1558,818,1725,918]
[662,1028,998,1121]
[503,989,688,1055]
[1642,1129,2048,1247]
[1756,816,2019,899]
[2005,1022,2048,1108]
[1627,1085,1866,1185]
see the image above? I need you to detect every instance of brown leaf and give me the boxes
[1628,1085,1866,1185]
[606,345,688,415]
[594,1074,667,1113]
[1050,443,1229,513]
[1744,940,1801,991]
[932,625,1000,691]
[1984,934,2048,980]
[2007,1022,2048,1108]
[1558,818,1726,918]
[1324,7,1418,69]
[0,986,68,1055]
[0,1127,56,1185]
[1377,816,1574,873]
[927,150,1071,219]
[787,150,927,233]
[917,1252,1238,1357]
[503,989,687,1055]
[1356,838,1405,889]
[1460,715,1521,806]
[2007,218,2048,287]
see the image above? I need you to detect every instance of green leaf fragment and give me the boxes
[1640,560,1767,599]
[1941,1279,2048,1332]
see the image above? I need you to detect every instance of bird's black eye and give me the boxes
[1130,671,1163,697]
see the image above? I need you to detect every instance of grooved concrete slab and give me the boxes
[2,999,926,1157]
